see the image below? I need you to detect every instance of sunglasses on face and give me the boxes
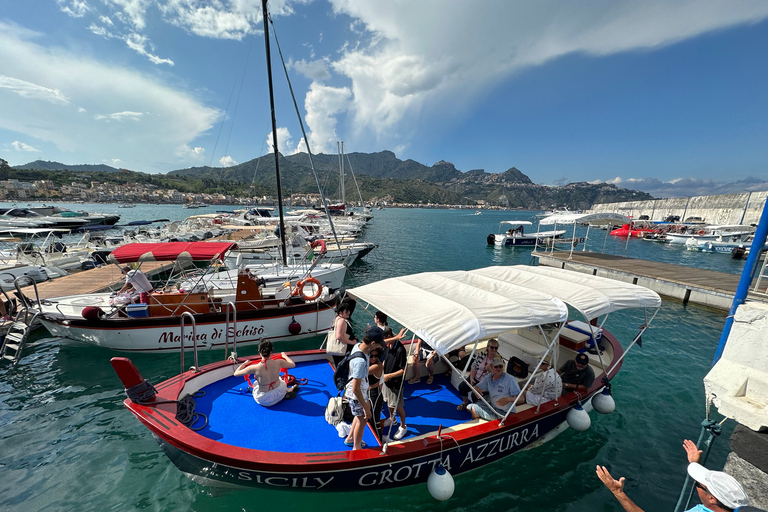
[488,346,498,350]
[493,364,504,369]
[695,482,709,493]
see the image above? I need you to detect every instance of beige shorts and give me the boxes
[382,382,403,408]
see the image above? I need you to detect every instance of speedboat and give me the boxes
[487,221,566,247]
[609,222,658,238]
[111,265,660,493]
[36,241,342,353]
[664,224,755,245]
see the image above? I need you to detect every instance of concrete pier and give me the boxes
[533,250,766,310]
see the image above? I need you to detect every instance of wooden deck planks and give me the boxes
[18,262,174,300]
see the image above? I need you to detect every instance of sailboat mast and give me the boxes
[261,0,288,265]
[340,141,346,205]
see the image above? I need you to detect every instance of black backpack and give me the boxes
[333,351,366,390]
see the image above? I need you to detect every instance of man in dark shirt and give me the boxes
[558,353,595,393]
[381,332,408,441]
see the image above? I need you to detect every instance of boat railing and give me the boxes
[224,302,238,360]
[179,311,199,374]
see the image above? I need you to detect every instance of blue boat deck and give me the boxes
[193,359,467,453]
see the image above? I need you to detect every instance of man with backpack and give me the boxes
[342,325,385,450]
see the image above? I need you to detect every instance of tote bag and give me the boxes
[325,329,347,356]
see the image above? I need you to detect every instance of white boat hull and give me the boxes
[39,305,337,353]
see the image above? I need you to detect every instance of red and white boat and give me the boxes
[111,265,660,494]
[37,241,342,353]
[609,222,659,238]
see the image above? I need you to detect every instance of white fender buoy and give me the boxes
[427,463,454,501]
[566,402,591,431]
[592,387,616,415]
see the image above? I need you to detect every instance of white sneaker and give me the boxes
[393,426,408,440]
[382,418,393,427]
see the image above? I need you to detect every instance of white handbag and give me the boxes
[325,330,347,356]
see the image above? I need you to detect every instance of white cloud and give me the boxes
[159,0,261,40]
[125,33,174,65]
[289,59,331,81]
[0,75,70,104]
[11,141,41,152]
[192,146,204,155]
[219,155,237,166]
[94,111,144,121]
[0,20,220,172]
[301,83,351,154]
[266,127,295,155]
[57,0,90,18]
[601,176,768,198]
[309,0,768,156]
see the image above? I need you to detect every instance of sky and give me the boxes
[1,1,767,198]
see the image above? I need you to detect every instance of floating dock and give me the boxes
[534,250,766,310]
[17,261,175,300]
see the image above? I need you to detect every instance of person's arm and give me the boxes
[596,466,646,512]
[335,318,355,345]
[233,360,254,376]
[279,352,296,369]
[383,367,404,383]
[683,439,702,463]
[383,328,405,343]
[495,394,518,408]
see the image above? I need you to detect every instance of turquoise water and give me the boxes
[0,204,739,511]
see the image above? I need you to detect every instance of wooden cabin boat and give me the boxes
[37,241,341,353]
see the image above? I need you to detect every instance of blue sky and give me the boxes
[1,1,767,198]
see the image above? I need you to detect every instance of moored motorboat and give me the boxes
[111,265,660,493]
[486,220,566,246]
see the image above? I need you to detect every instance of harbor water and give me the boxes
[0,204,744,511]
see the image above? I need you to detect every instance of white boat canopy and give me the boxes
[538,212,631,226]
[499,220,533,227]
[347,269,568,355]
[472,266,661,321]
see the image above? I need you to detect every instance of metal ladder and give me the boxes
[224,302,238,361]
[0,276,42,365]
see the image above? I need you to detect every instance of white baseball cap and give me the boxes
[687,463,750,509]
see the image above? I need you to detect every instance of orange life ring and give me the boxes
[697,230,706,236]
[292,277,323,301]
[310,239,327,253]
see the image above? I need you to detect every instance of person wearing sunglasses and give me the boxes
[456,339,500,412]
[596,439,752,512]
[466,355,521,421]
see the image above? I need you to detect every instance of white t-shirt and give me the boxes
[126,270,153,294]
[344,344,370,401]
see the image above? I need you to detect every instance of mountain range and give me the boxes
[9,153,653,209]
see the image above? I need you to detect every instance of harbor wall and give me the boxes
[587,191,768,226]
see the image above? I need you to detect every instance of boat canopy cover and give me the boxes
[500,221,533,226]
[472,266,661,321]
[347,269,568,355]
[539,212,631,226]
[108,242,237,263]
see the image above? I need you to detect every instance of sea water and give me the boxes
[0,204,741,511]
